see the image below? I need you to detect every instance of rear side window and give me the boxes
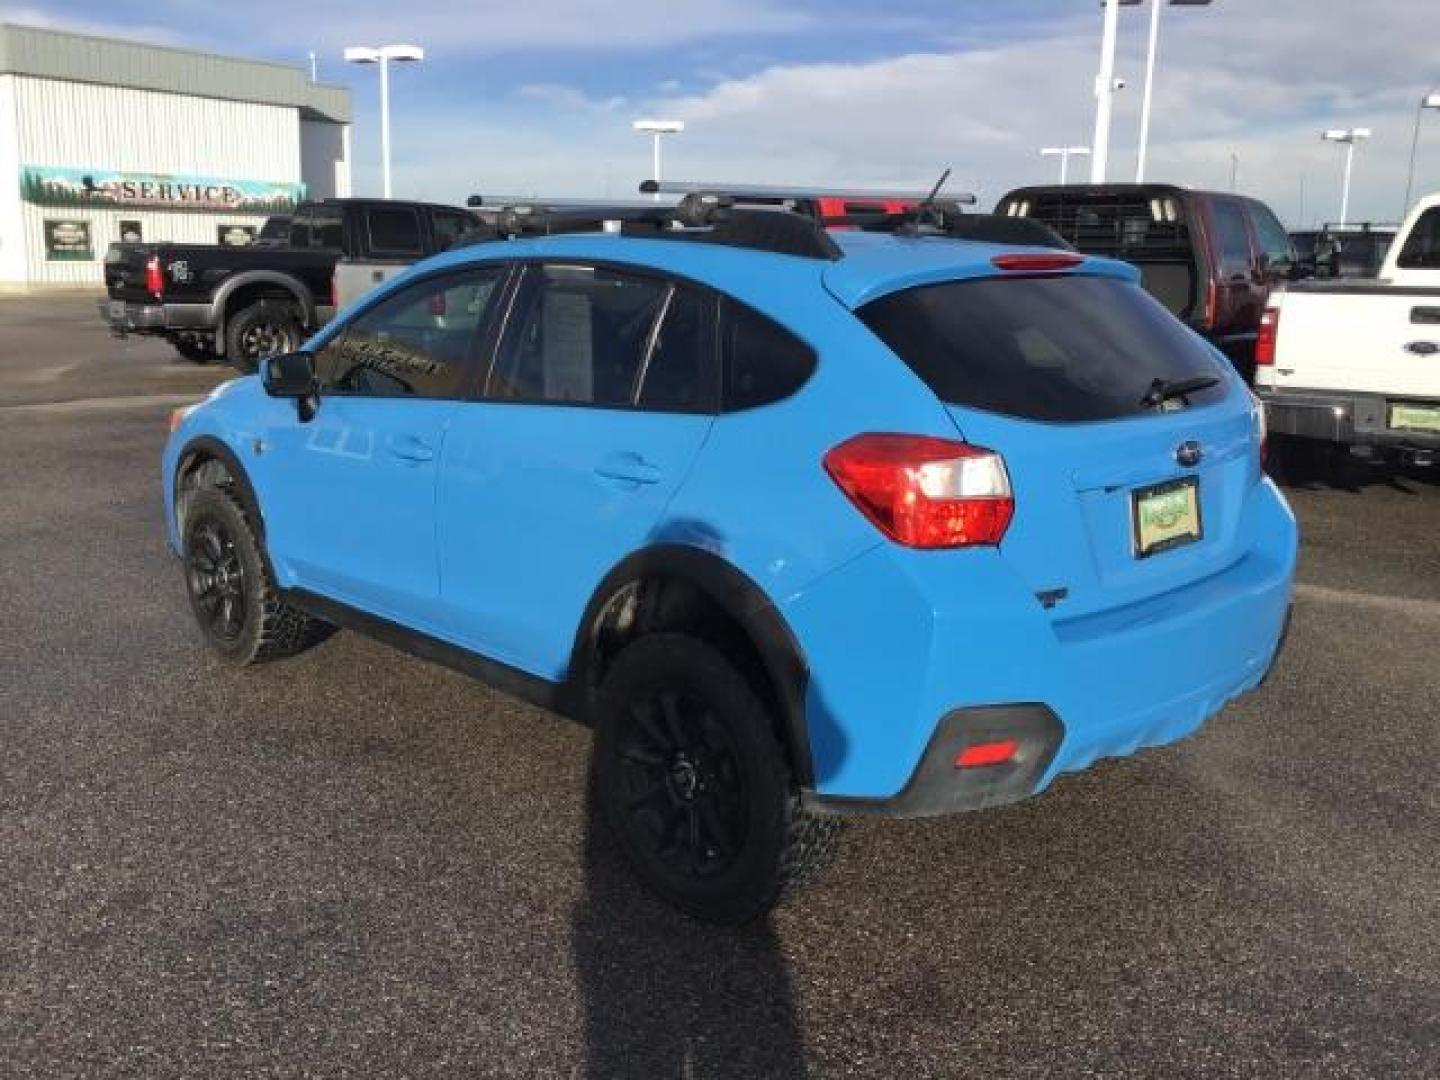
[431,210,473,252]
[310,207,343,250]
[367,207,422,256]
[857,275,1227,422]
[721,299,816,411]
[489,265,668,406]
[1397,208,1440,269]
[1212,200,1253,276]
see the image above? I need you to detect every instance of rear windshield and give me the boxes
[857,274,1227,422]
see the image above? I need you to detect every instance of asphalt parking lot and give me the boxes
[2,294,1437,1079]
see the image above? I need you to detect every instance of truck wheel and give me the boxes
[181,487,332,665]
[593,633,841,924]
[226,299,302,373]
[173,339,216,365]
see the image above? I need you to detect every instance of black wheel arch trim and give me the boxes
[565,543,816,788]
[213,270,317,353]
[174,435,266,542]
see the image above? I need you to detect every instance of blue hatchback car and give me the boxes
[163,200,1297,922]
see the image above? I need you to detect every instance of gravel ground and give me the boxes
[2,295,1436,1079]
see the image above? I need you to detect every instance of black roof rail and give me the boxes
[640,179,979,207]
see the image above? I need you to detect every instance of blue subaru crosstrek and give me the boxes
[162,200,1297,923]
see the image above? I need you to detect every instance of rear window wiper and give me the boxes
[1140,375,1219,410]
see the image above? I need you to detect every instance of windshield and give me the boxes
[857,274,1228,422]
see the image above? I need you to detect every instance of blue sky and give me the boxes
[10,0,1440,226]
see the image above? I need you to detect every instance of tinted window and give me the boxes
[431,210,472,252]
[489,265,668,406]
[311,206,343,250]
[367,207,422,256]
[318,269,503,398]
[638,285,713,413]
[721,300,816,411]
[288,212,311,248]
[857,275,1227,422]
[1212,200,1253,275]
[1397,208,1440,269]
[1248,203,1293,269]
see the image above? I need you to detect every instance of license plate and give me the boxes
[1389,403,1440,434]
[1132,476,1202,559]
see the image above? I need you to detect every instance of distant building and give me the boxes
[0,23,351,287]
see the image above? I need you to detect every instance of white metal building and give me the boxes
[0,23,351,287]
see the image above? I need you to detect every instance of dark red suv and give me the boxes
[995,184,1296,383]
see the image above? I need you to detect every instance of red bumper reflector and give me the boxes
[954,739,1019,769]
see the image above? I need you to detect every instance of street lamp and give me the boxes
[1322,127,1372,228]
[1131,0,1214,183]
[633,119,685,201]
[1403,90,1440,216]
[1041,146,1091,185]
[344,44,425,199]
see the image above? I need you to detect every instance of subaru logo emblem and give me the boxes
[1176,440,1203,467]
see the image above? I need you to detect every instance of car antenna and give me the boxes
[901,168,951,235]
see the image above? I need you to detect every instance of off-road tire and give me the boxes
[172,339,215,365]
[593,633,841,924]
[225,298,302,373]
[181,487,332,665]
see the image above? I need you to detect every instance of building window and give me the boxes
[217,224,257,247]
[118,220,143,244]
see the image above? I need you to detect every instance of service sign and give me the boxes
[44,219,92,261]
[20,165,303,214]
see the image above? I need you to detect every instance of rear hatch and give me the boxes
[996,187,1203,327]
[856,269,1259,619]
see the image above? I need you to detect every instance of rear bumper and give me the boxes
[1257,386,1440,451]
[787,480,1298,816]
[98,299,213,336]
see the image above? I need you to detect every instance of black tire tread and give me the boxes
[183,486,331,664]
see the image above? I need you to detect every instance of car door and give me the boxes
[436,262,718,677]
[259,266,507,629]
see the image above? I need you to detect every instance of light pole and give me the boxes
[1041,146,1091,185]
[1089,0,1125,183]
[1403,90,1440,216]
[633,120,685,200]
[1132,0,1213,183]
[344,44,425,199]
[1323,128,1372,228]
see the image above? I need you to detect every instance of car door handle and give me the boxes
[594,452,662,485]
[388,434,436,463]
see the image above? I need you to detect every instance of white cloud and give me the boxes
[384,0,1440,226]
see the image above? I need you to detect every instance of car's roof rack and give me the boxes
[457,197,845,261]
[640,179,979,208]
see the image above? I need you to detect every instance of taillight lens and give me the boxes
[991,253,1084,273]
[1202,281,1218,331]
[823,433,1014,549]
[1256,306,1279,367]
[144,256,163,298]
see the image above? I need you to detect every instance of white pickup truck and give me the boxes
[1256,192,1440,468]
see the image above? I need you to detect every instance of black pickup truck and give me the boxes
[100,198,478,368]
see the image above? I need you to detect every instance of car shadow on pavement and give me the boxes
[572,772,809,1080]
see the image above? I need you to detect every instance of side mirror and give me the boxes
[261,350,315,397]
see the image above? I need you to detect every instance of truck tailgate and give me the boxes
[1275,286,1440,398]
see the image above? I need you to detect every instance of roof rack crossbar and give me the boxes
[641,179,978,206]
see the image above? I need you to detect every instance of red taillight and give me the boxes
[144,256,163,298]
[991,252,1084,273]
[1256,306,1279,367]
[955,739,1019,769]
[822,433,1014,549]
[1202,281,1218,331]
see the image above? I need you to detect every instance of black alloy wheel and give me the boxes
[594,634,839,923]
[186,518,247,642]
[615,689,750,882]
